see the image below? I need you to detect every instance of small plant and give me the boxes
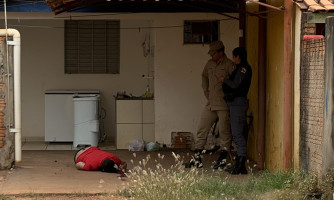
[309,174,320,192]
[123,152,205,200]
[319,168,334,199]
[275,168,334,200]
[0,194,11,200]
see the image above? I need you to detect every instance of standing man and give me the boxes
[185,41,235,169]
[220,47,252,174]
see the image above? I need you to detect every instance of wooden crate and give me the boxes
[171,132,193,149]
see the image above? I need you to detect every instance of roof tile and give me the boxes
[295,0,334,12]
[320,0,334,10]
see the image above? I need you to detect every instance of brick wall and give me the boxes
[300,38,325,175]
[0,91,5,148]
[302,22,316,35]
[302,12,316,36]
[0,37,6,149]
[0,37,14,169]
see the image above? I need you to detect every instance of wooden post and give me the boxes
[257,0,267,171]
[322,17,334,175]
[283,0,293,170]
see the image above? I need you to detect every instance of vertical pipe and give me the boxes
[283,0,293,170]
[13,37,21,162]
[257,0,267,170]
[293,7,302,170]
[0,29,21,162]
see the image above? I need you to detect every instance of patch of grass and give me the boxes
[120,152,299,200]
[4,193,122,200]
[7,193,42,200]
[185,170,295,200]
[0,194,12,200]
[275,169,334,200]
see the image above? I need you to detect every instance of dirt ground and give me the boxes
[2,194,127,200]
[0,149,255,199]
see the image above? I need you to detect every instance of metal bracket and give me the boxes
[7,41,20,46]
[10,128,20,133]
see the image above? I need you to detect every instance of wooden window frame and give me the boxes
[183,20,219,44]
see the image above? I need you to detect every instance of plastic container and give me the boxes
[73,95,100,147]
[145,85,151,98]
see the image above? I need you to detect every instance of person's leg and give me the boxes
[212,110,231,169]
[216,110,232,151]
[229,99,248,157]
[226,97,248,174]
[194,107,219,150]
[185,107,217,168]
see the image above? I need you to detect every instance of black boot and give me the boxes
[225,156,247,174]
[212,150,228,170]
[184,150,203,168]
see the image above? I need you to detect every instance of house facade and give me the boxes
[1,0,334,176]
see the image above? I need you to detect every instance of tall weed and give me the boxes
[121,152,303,200]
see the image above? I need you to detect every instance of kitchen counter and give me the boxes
[115,97,154,100]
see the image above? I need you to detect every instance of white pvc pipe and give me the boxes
[0,29,21,162]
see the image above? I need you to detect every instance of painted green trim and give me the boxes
[307,12,334,23]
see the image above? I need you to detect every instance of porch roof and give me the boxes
[45,0,240,15]
[295,0,334,12]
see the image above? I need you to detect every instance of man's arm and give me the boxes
[202,63,210,99]
[75,162,85,170]
[204,91,209,100]
[201,62,209,90]
[223,67,247,89]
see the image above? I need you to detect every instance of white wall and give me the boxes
[153,14,239,144]
[4,12,238,145]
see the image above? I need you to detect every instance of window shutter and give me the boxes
[65,20,120,74]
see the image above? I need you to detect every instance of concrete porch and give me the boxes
[0,148,233,194]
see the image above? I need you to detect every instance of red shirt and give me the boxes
[76,147,122,171]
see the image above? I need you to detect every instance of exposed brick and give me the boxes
[300,35,325,175]
[0,37,14,167]
[0,98,5,111]
[0,127,5,134]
